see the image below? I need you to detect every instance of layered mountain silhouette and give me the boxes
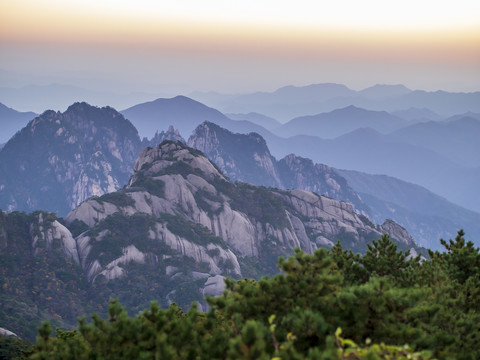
[121,95,232,139]
[226,112,281,130]
[273,105,406,138]
[391,107,443,122]
[337,170,480,249]
[1,98,478,246]
[191,83,480,121]
[388,116,480,167]
[187,121,366,213]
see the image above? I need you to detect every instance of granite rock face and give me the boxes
[66,141,417,286]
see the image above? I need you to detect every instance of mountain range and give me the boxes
[225,112,282,130]
[0,140,420,341]
[272,105,407,138]
[120,95,480,213]
[121,95,232,139]
[1,100,478,249]
[187,121,366,212]
[388,116,480,168]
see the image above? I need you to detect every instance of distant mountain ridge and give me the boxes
[391,107,443,122]
[119,93,480,208]
[273,105,406,139]
[191,83,480,121]
[388,116,480,167]
[121,95,232,139]
[337,170,480,249]
[358,84,411,99]
[226,112,281,130]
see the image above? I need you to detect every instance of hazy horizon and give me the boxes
[1,0,479,104]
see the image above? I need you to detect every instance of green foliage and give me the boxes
[333,328,434,360]
[0,211,87,342]
[362,234,421,284]
[161,161,204,177]
[0,336,33,360]
[209,177,290,229]
[65,219,89,237]
[193,189,224,215]
[87,212,157,266]
[429,229,480,285]
[96,191,135,208]
[129,173,165,197]
[13,230,480,359]
[233,184,290,228]
[159,213,227,248]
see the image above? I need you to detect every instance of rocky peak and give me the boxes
[0,102,142,215]
[131,140,226,183]
[143,125,186,148]
[188,121,282,186]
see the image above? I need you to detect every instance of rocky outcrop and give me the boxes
[0,327,17,337]
[0,140,419,319]
[143,125,186,148]
[8,211,81,265]
[380,219,417,246]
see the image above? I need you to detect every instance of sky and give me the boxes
[1,0,480,98]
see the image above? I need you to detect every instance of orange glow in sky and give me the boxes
[1,0,479,93]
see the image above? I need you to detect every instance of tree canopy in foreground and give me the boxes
[24,232,480,359]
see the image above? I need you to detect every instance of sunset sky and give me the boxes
[1,0,479,95]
